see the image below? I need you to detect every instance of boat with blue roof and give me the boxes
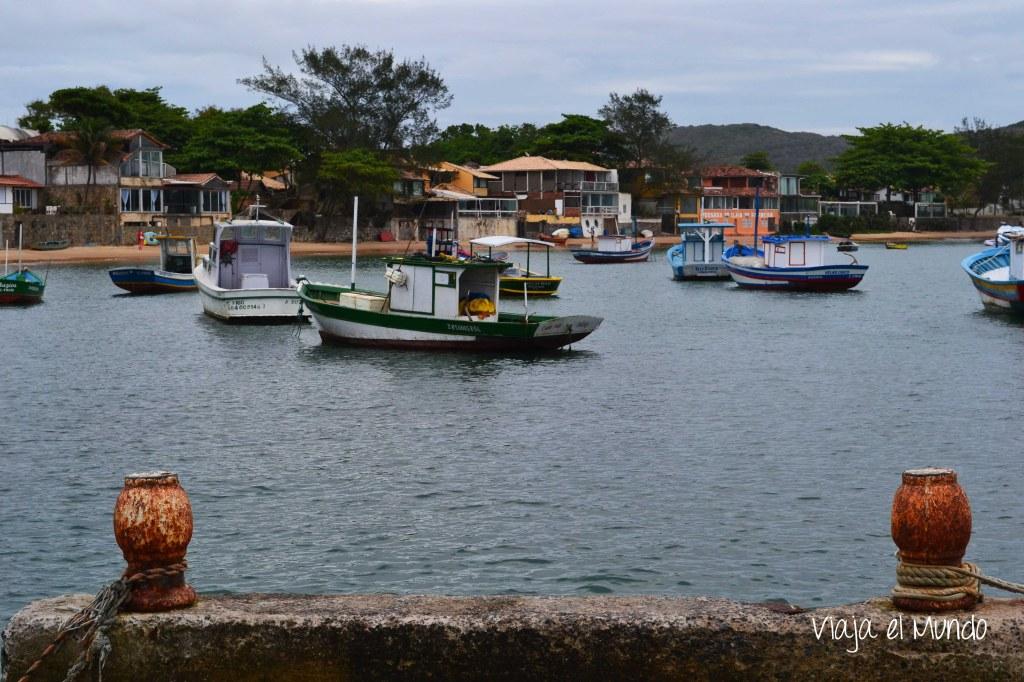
[723,234,868,291]
[962,232,1024,313]
[666,222,733,280]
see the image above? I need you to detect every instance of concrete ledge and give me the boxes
[4,595,1023,680]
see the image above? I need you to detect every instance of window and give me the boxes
[13,188,34,209]
[121,188,140,212]
[201,190,228,213]
[120,188,163,212]
[264,226,282,242]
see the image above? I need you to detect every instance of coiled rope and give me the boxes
[16,562,188,682]
[892,561,1024,605]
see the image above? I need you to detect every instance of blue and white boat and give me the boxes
[666,222,733,280]
[723,234,868,291]
[962,232,1024,313]
[109,235,197,294]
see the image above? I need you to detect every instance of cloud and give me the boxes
[806,50,939,74]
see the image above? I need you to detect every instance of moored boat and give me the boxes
[666,222,732,280]
[471,235,563,297]
[109,235,198,294]
[297,252,601,352]
[961,233,1024,314]
[194,205,308,323]
[836,240,859,252]
[31,239,70,251]
[537,229,569,246]
[1,224,46,305]
[571,234,654,264]
[983,223,1024,247]
[885,242,909,250]
[723,234,868,291]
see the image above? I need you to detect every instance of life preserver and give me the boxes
[458,292,495,319]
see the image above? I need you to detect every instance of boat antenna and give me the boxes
[350,195,359,290]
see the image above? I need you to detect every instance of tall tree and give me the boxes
[532,114,622,163]
[240,44,452,155]
[834,123,988,203]
[955,117,1024,214]
[175,105,301,189]
[422,122,539,166]
[741,151,774,171]
[63,118,119,205]
[598,88,673,169]
[795,161,834,196]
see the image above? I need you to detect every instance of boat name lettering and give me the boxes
[447,323,482,333]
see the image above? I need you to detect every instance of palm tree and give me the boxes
[65,119,119,207]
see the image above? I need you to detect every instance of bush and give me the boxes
[815,213,895,236]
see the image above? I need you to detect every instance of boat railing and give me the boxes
[971,249,1008,275]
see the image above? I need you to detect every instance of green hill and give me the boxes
[668,123,849,173]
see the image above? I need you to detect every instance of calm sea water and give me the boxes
[2,242,1021,626]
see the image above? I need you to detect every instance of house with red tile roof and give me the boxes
[700,165,780,237]
[0,175,44,214]
[0,129,230,227]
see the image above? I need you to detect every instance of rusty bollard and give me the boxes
[113,471,197,612]
[890,467,979,612]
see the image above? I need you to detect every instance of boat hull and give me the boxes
[666,247,728,280]
[109,267,196,294]
[194,266,308,323]
[499,275,562,296]
[0,273,44,305]
[725,261,868,291]
[571,240,654,264]
[299,284,600,351]
[961,248,1024,313]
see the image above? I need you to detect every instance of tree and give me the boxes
[422,122,538,166]
[834,123,988,203]
[598,88,673,169]
[741,151,774,171]
[795,161,834,196]
[240,45,452,155]
[63,119,119,205]
[176,105,301,190]
[532,114,622,163]
[316,149,398,234]
[17,86,191,151]
[955,117,1024,214]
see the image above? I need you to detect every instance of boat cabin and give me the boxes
[382,255,508,320]
[761,234,836,268]
[596,234,634,252]
[1010,233,1024,280]
[677,222,730,264]
[157,236,196,275]
[469,236,554,277]
[208,217,295,290]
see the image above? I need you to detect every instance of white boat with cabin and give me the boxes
[194,205,308,323]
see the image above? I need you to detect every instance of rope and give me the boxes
[16,562,187,682]
[892,561,1024,605]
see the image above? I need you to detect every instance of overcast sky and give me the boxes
[3,0,1022,136]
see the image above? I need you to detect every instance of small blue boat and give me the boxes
[109,235,197,294]
[666,222,733,280]
[961,233,1024,313]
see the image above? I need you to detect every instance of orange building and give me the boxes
[700,165,779,237]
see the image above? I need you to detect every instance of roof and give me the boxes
[762,234,832,244]
[702,165,776,178]
[470,236,554,249]
[0,174,43,189]
[0,126,39,142]
[8,128,169,150]
[240,172,287,191]
[430,183,477,200]
[439,161,498,180]
[163,173,225,187]
[481,156,610,173]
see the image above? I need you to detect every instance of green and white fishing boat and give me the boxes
[297,251,602,352]
[1,225,46,306]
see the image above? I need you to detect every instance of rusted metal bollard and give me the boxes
[890,467,978,612]
[113,471,197,611]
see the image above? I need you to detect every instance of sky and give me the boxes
[2,0,1022,137]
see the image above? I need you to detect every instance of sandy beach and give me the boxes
[3,231,994,265]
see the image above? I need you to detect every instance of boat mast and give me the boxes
[350,195,359,290]
[17,221,23,271]
[752,186,761,253]
[4,239,8,275]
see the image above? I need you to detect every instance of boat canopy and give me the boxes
[762,234,832,244]
[470,236,553,249]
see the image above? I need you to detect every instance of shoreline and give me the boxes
[3,231,993,265]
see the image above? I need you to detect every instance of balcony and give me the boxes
[120,160,176,179]
[582,205,619,216]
